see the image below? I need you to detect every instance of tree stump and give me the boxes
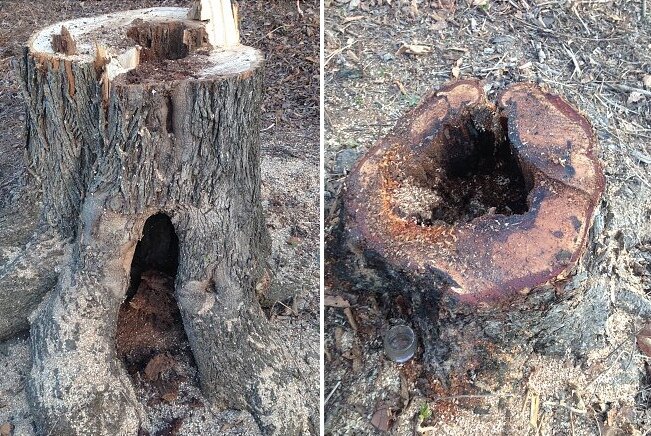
[1,6,311,435]
[332,80,606,393]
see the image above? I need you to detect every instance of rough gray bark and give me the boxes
[0,8,312,436]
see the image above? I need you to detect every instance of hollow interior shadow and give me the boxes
[421,109,532,225]
[116,213,203,416]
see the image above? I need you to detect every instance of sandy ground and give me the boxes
[0,0,319,435]
[324,0,651,435]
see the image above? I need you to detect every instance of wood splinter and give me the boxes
[188,0,240,48]
[51,26,77,55]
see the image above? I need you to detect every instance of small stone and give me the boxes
[380,53,394,62]
[336,67,362,80]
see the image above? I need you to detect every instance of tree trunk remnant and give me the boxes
[1,6,311,435]
[331,80,608,398]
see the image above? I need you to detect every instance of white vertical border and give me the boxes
[319,0,325,433]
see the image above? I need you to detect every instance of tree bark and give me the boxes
[0,7,312,435]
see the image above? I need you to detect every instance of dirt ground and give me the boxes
[324,1,651,435]
[0,1,319,435]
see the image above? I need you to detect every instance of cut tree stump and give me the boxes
[0,6,311,435]
[331,80,607,393]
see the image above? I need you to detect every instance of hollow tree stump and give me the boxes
[332,80,606,394]
[2,6,311,435]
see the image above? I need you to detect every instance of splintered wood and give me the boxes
[51,26,77,55]
[188,0,240,48]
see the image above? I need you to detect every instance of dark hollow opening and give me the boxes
[127,20,209,63]
[116,213,203,416]
[128,213,179,295]
[424,111,532,225]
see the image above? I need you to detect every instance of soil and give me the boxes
[0,0,319,435]
[325,1,651,435]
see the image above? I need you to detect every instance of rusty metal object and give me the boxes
[343,80,605,304]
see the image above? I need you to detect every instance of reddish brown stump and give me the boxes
[332,79,606,407]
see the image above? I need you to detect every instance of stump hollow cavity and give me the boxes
[343,80,605,304]
[404,108,532,226]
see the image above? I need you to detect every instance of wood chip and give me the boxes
[324,295,350,308]
[452,58,463,78]
[394,80,407,95]
[432,20,448,31]
[344,307,358,332]
[343,15,365,23]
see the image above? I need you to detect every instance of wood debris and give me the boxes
[396,43,432,56]
[324,294,350,308]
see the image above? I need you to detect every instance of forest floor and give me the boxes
[0,1,320,435]
[324,0,651,435]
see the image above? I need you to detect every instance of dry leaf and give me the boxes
[0,422,12,436]
[144,353,176,381]
[370,405,391,431]
[161,387,180,403]
[473,0,489,6]
[636,324,651,357]
[342,342,363,371]
[643,75,651,90]
[324,294,350,308]
[627,91,645,105]
[397,44,431,56]
[286,236,302,246]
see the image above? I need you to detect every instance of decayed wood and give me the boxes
[51,26,77,55]
[0,7,312,436]
[331,79,608,391]
[341,80,604,305]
